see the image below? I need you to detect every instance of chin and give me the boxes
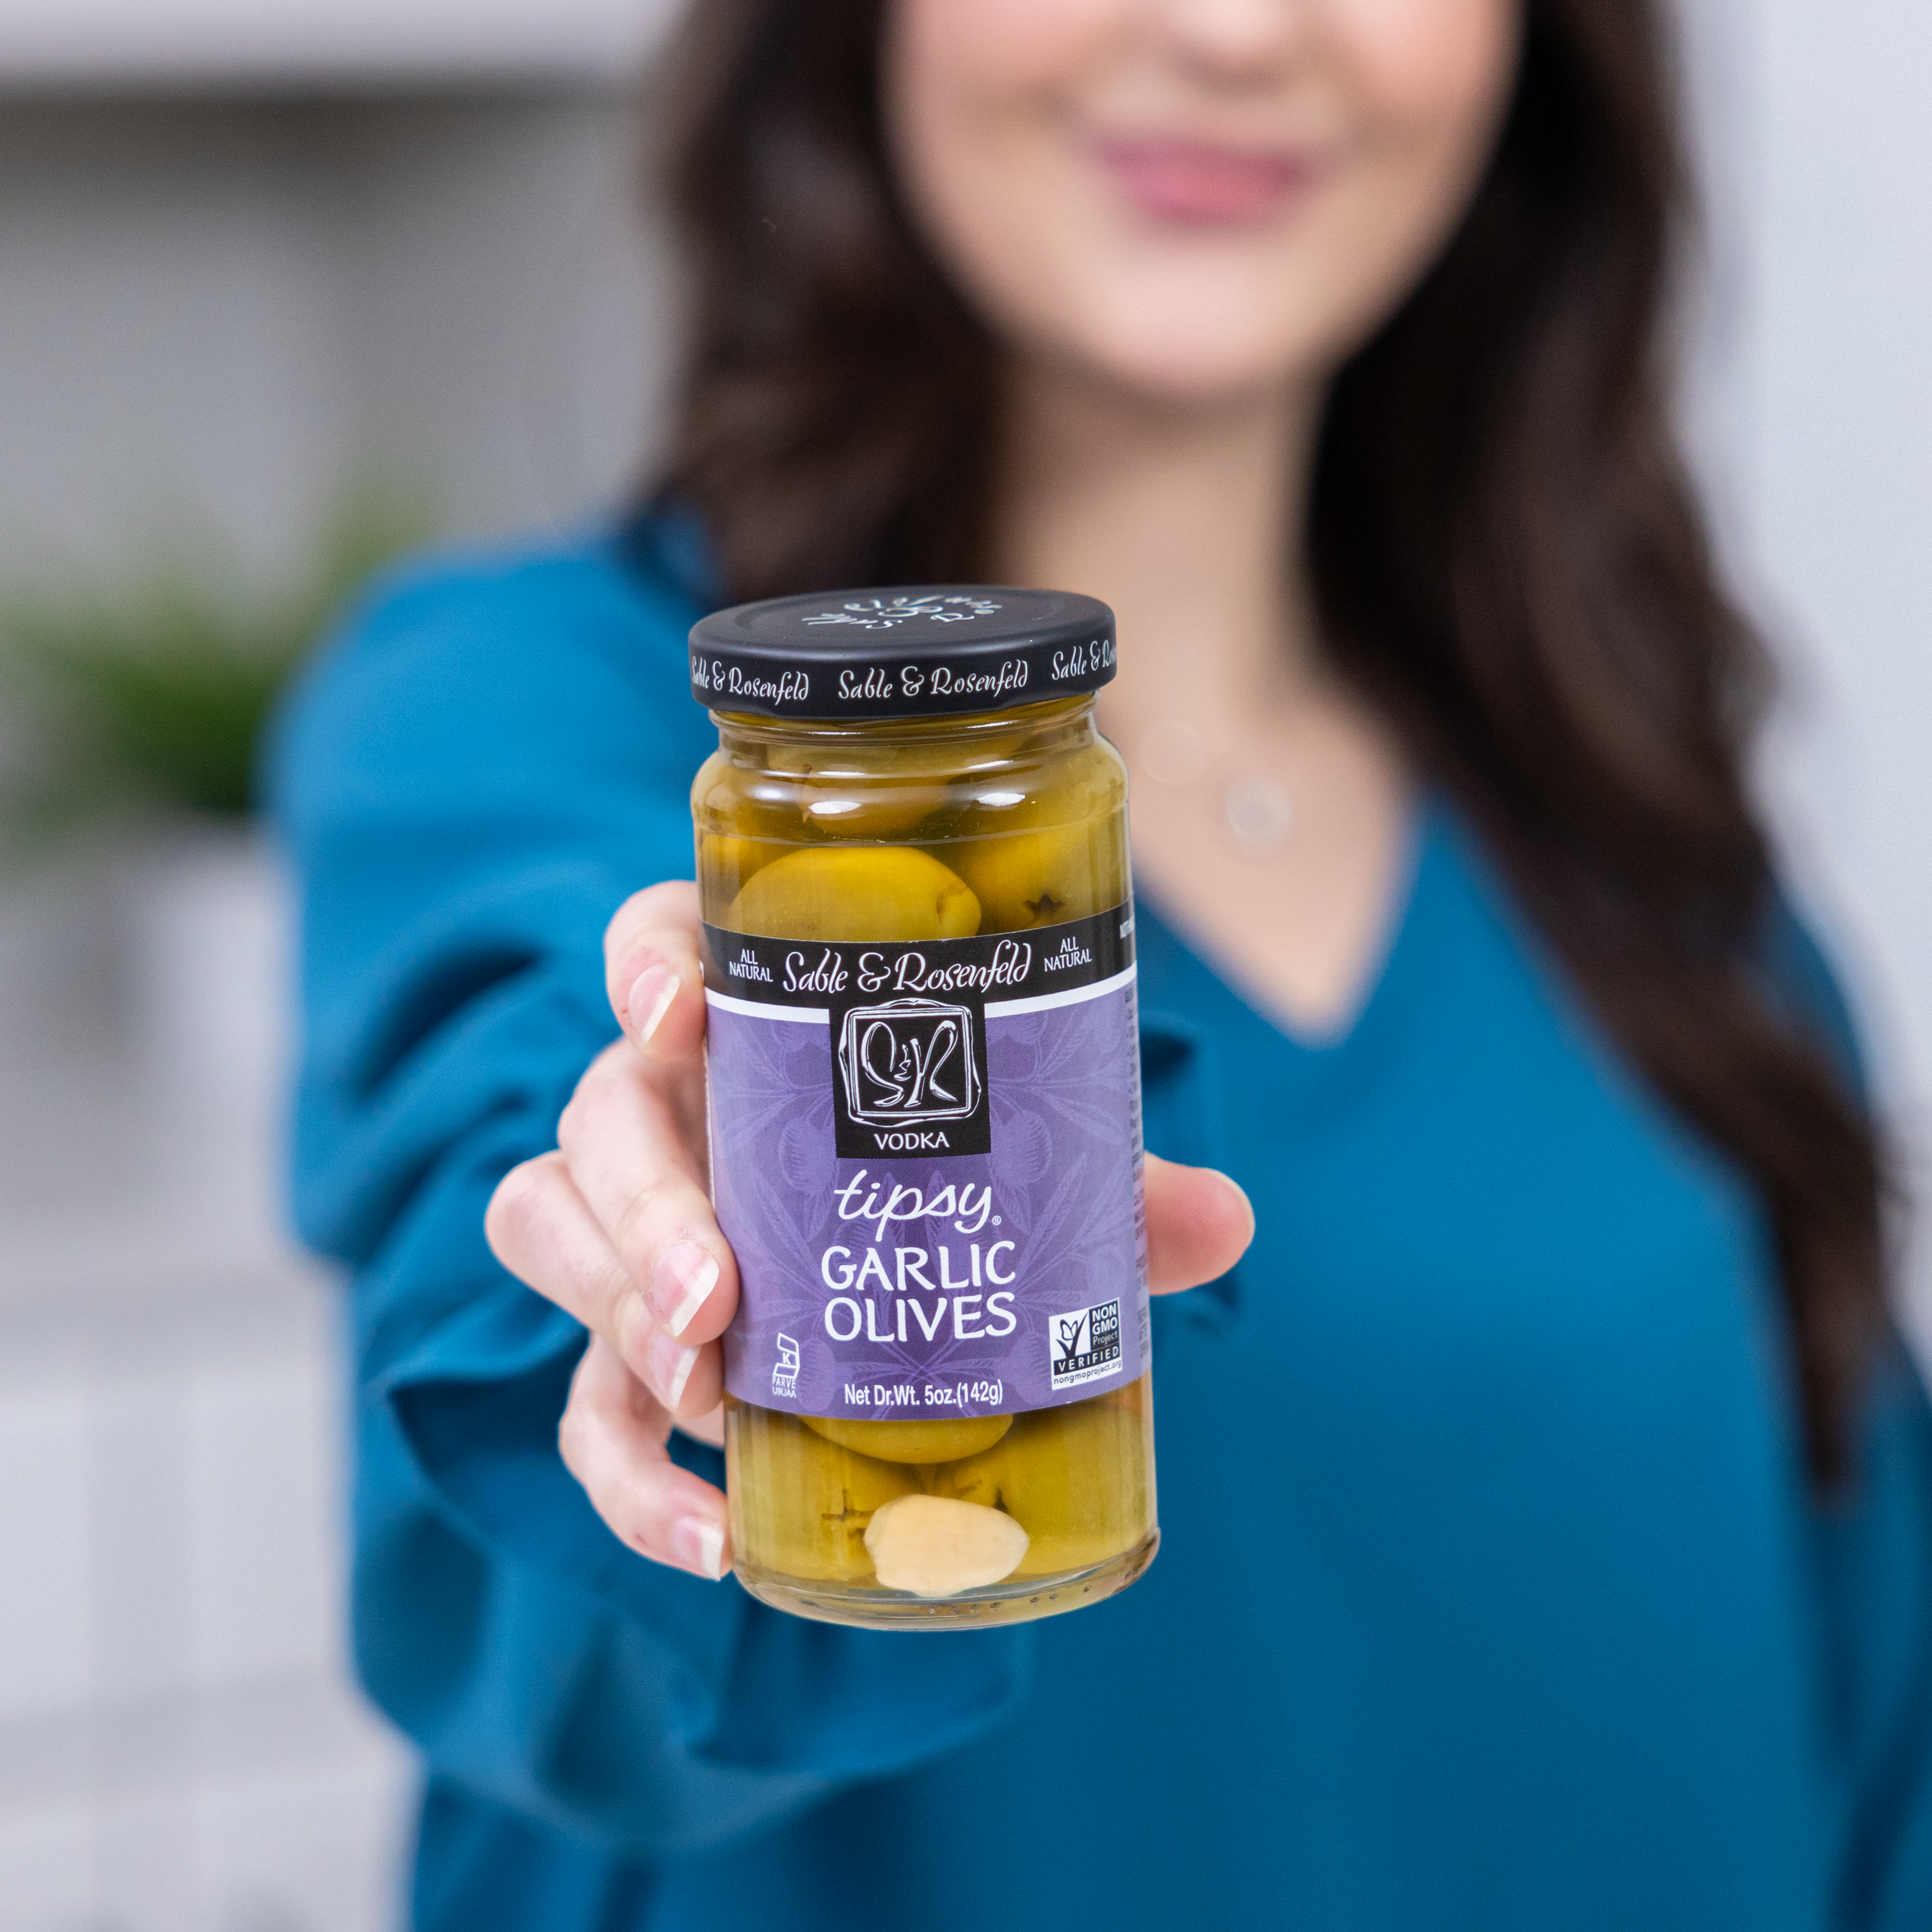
[1067,308,1327,412]
[986,248,1339,407]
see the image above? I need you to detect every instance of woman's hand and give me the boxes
[485,881,1256,1582]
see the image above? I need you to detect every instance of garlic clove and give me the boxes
[863,1493,1030,1597]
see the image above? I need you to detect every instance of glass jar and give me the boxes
[688,587,1156,1628]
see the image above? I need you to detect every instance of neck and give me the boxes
[988,357,1325,714]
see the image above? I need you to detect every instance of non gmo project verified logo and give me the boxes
[1048,1298,1122,1392]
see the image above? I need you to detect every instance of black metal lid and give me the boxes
[688,584,1116,721]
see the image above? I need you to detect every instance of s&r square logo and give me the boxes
[833,996,990,1159]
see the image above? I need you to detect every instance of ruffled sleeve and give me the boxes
[268,534,1030,1861]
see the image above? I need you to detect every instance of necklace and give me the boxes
[1116,717,1296,860]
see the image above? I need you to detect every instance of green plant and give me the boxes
[0,483,431,828]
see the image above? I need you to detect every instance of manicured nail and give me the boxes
[626,963,679,1045]
[653,1244,720,1337]
[672,1515,726,1580]
[649,1332,700,1409]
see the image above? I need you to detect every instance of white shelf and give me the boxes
[0,0,682,90]
[0,851,414,1929]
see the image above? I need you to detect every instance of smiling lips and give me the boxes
[1093,135,1321,226]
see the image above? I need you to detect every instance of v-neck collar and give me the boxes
[1136,792,1440,1061]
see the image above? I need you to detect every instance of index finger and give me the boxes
[604,880,707,1063]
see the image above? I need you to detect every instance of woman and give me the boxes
[273,0,1932,1926]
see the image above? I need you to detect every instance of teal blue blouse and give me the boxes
[270,521,1932,1931]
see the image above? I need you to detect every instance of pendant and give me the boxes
[1223,773,1294,857]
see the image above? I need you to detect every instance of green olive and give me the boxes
[763,743,947,838]
[727,846,980,942]
[802,1413,1013,1465]
[929,1388,1151,1577]
[692,753,809,844]
[949,820,1123,932]
[728,1407,920,1581]
[697,831,791,906]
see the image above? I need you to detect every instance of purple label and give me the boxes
[706,905,1148,1419]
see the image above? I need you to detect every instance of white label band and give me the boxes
[705,989,829,1023]
[983,962,1137,1018]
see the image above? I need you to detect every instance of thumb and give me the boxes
[1143,1153,1254,1295]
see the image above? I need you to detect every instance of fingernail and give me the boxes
[626,963,679,1045]
[672,1515,726,1580]
[653,1244,720,1337]
[649,1331,700,1409]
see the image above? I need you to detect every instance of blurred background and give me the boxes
[0,1,1925,1926]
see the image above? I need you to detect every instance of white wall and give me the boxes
[0,0,670,88]
[0,832,417,1931]
[0,91,675,586]
[1677,0,1932,1349]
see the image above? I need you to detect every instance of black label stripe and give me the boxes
[701,904,1134,1013]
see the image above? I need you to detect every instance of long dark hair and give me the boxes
[650,0,1887,1483]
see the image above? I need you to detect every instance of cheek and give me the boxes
[884,0,1124,346]
[1335,0,1521,129]
[889,0,1119,99]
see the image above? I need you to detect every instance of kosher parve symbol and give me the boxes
[836,997,980,1125]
